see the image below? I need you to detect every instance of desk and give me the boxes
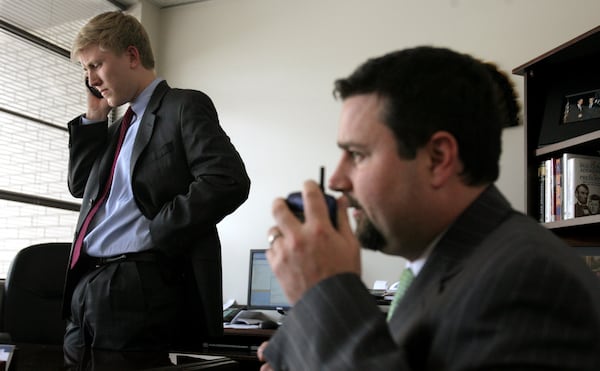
[3,329,271,370]
[7,343,239,370]
[202,328,275,371]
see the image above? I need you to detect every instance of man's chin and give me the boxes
[356,221,386,252]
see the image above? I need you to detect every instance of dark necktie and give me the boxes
[70,107,134,269]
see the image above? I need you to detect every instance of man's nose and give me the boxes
[329,161,350,192]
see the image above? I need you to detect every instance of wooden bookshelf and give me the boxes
[513,26,600,247]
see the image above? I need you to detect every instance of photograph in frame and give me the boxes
[537,74,600,146]
[562,89,600,124]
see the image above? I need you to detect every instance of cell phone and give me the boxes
[286,166,337,227]
[85,77,103,99]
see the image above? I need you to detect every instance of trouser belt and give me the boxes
[91,251,159,268]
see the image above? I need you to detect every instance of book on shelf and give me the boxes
[538,161,546,223]
[554,157,563,221]
[540,158,559,222]
[544,159,555,222]
[563,153,600,220]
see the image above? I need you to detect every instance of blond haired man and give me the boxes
[64,11,250,359]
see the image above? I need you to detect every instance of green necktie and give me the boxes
[386,268,415,321]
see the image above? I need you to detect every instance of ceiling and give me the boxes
[120,0,211,9]
[0,0,213,53]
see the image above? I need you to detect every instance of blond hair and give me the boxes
[71,11,155,69]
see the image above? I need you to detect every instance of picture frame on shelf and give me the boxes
[537,58,600,147]
[561,89,600,124]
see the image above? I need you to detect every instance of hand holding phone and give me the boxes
[286,167,337,227]
[83,77,112,121]
[85,77,103,99]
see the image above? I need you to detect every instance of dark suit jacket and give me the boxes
[264,186,600,370]
[566,104,585,122]
[63,81,250,341]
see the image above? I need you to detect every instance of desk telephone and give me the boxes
[223,306,244,323]
[224,308,279,329]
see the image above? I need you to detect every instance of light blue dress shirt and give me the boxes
[83,78,164,257]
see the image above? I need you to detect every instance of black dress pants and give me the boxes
[64,257,185,362]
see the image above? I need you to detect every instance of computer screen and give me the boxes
[247,249,291,309]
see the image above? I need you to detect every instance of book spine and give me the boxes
[564,157,575,220]
[562,153,571,219]
[538,161,545,223]
[554,157,562,221]
[544,159,554,222]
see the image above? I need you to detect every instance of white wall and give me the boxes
[149,0,600,304]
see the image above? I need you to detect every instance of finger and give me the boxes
[257,341,269,361]
[267,227,283,248]
[335,195,353,236]
[265,225,283,266]
[272,197,301,234]
[301,180,331,225]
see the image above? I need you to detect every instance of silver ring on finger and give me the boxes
[268,232,283,246]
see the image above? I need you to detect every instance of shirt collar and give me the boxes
[129,78,164,118]
[405,231,445,276]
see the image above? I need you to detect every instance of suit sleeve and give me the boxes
[264,273,411,371]
[67,116,109,198]
[264,246,600,370]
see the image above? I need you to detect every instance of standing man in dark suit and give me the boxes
[63,11,250,359]
[259,47,600,370]
[566,97,585,122]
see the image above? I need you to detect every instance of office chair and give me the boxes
[0,242,71,344]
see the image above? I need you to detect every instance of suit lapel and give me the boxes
[130,81,170,173]
[389,186,514,335]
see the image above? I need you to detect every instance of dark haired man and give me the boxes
[259,47,600,370]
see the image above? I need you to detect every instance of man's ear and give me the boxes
[126,45,141,68]
[426,131,460,188]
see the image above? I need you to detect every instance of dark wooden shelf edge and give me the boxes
[559,238,600,248]
[543,214,600,229]
[513,25,600,75]
[535,130,600,156]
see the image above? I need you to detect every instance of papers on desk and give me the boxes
[224,323,260,329]
[371,279,399,302]
[0,344,15,371]
[168,352,224,363]
[223,309,271,329]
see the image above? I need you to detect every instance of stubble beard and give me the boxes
[356,216,387,252]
